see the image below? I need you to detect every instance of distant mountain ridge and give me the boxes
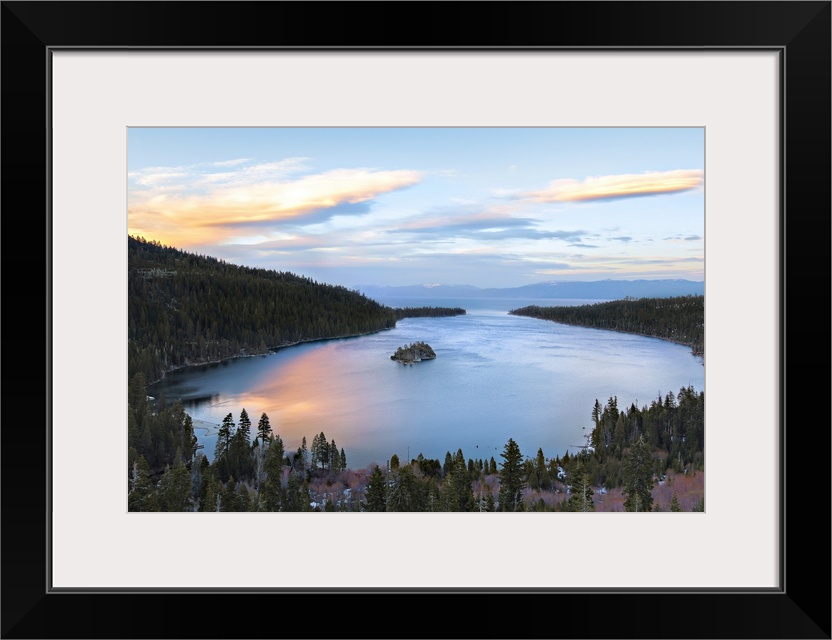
[357,279,704,301]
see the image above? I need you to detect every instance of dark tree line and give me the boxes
[128,236,398,383]
[128,371,197,480]
[587,385,704,476]
[550,385,704,511]
[128,375,346,512]
[509,295,704,357]
[393,306,466,319]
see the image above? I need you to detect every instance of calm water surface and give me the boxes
[149,298,704,468]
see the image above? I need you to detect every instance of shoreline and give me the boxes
[510,313,704,362]
[147,325,396,386]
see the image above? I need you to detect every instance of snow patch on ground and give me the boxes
[192,419,220,436]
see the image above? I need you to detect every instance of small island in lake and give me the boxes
[391,341,436,364]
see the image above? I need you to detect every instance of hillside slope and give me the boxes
[128,236,397,382]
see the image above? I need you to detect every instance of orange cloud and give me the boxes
[523,169,704,203]
[128,167,423,248]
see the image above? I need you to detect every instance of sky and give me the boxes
[128,127,704,289]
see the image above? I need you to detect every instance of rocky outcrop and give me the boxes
[391,341,436,364]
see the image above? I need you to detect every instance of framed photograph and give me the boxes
[3,2,829,638]
[126,124,707,514]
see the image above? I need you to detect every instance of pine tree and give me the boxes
[159,458,192,511]
[263,434,285,511]
[591,398,603,449]
[443,452,453,477]
[284,472,311,511]
[230,410,253,481]
[300,436,308,470]
[565,460,595,512]
[128,455,158,511]
[498,438,526,512]
[387,465,425,511]
[340,448,347,470]
[239,408,251,440]
[532,448,550,490]
[486,490,496,512]
[264,434,285,475]
[364,466,387,511]
[439,475,459,511]
[312,432,330,470]
[670,493,681,512]
[450,449,474,511]
[328,440,337,471]
[198,461,217,512]
[221,476,239,512]
[298,480,312,512]
[256,412,272,445]
[426,482,441,512]
[623,436,655,512]
[215,413,235,479]
[238,483,253,512]
[311,433,321,469]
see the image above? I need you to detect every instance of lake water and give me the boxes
[148,298,704,469]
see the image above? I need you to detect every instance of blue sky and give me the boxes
[128,127,704,288]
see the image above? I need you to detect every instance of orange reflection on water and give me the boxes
[227,343,364,452]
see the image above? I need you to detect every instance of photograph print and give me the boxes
[127,127,705,513]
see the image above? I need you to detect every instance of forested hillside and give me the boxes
[394,306,466,319]
[128,236,398,382]
[509,295,704,357]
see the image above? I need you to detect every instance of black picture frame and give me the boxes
[2,2,829,638]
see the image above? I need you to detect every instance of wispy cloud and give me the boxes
[510,250,704,280]
[384,209,588,243]
[129,157,308,191]
[521,169,704,203]
[210,158,252,167]
[128,159,424,247]
[663,234,703,242]
[388,210,534,234]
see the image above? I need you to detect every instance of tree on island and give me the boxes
[391,341,436,363]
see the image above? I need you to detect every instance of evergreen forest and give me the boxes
[393,307,466,319]
[128,236,398,383]
[509,295,704,357]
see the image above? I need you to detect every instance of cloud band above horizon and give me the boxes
[128,161,423,247]
[523,169,704,203]
[127,126,704,288]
